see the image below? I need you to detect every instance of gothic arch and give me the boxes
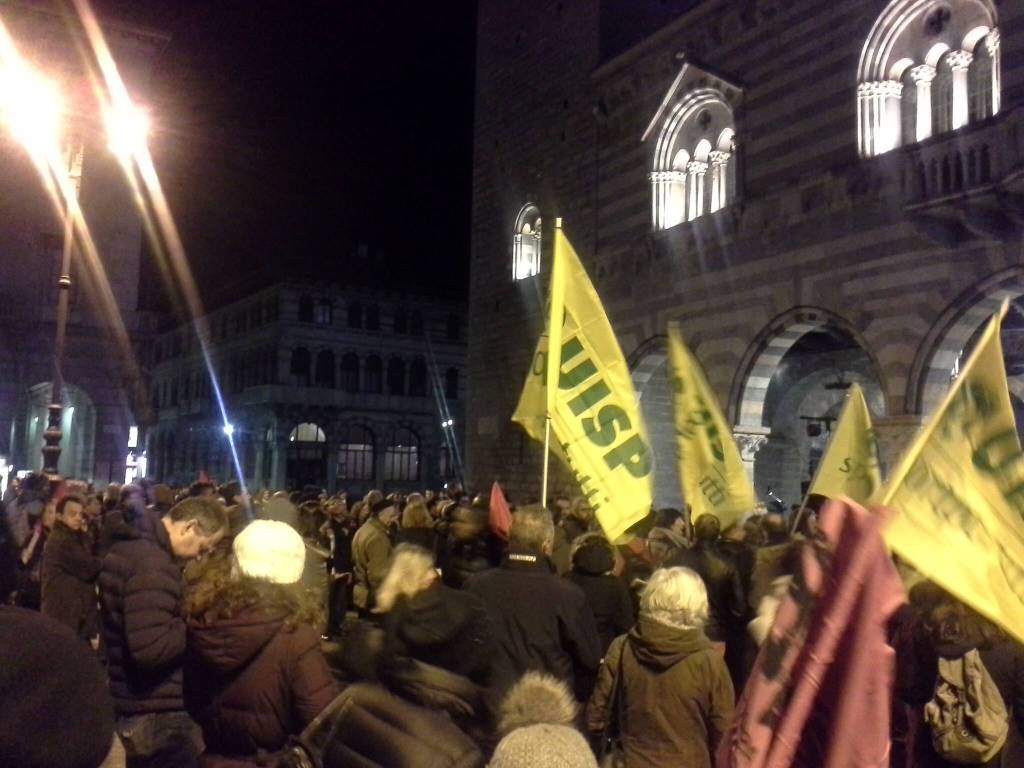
[731,307,888,428]
[908,267,1024,416]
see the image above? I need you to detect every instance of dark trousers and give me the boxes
[117,711,201,768]
[327,575,350,637]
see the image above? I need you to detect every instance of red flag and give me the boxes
[489,481,512,541]
[198,470,211,484]
[717,499,906,768]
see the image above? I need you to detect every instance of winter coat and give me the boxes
[382,580,494,684]
[669,543,747,642]
[352,516,393,610]
[465,548,602,695]
[586,616,734,768]
[566,536,634,654]
[40,521,101,641]
[98,510,190,715]
[440,531,503,589]
[185,606,338,766]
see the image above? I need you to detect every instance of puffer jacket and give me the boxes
[587,616,734,768]
[185,607,338,766]
[98,509,188,715]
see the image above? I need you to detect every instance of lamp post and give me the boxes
[1,58,148,481]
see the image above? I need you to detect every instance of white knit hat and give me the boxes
[233,520,305,584]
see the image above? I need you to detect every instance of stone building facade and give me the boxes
[0,3,163,485]
[145,282,466,494]
[467,0,1024,509]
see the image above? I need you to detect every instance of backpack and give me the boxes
[923,649,1009,764]
[278,683,484,768]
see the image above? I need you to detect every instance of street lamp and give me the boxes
[1,57,149,481]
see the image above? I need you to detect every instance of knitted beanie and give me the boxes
[233,519,306,584]
[488,724,598,768]
[0,607,115,768]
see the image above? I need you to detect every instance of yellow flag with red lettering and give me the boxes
[512,225,652,541]
[879,306,1024,645]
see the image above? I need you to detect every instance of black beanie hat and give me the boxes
[0,607,115,768]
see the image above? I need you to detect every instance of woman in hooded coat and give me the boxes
[586,567,734,768]
[185,520,338,767]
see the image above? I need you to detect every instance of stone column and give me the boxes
[987,29,1001,115]
[733,426,770,482]
[686,161,708,220]
[857,81,902,155]
[948,50,973,130]
[270,427,288,490]
[911,64,936,141]
[708,151,730,212]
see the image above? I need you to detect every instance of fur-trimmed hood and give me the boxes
[497,671,578,737]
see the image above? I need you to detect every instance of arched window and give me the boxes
[290,347,311,387]
[512,203,542,280]
[365,304,380,330]
[315,299,333,325]
[315,349,336,388]
[387,358,406,396]
[383,427,419,481]
[340,353,360,392]
[364,355,383,394]
[409,311,424,336]
[298,295,314,323]
[337,424,375,481]
[289,422,326,443]
[393,310,409,334]
[969,34,994,121]
[347,301,363,329]
[650,91,736,229]
[857,1,1000,156]
[445,367,459,400]
[408,358,427,397]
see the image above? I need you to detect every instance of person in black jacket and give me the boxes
[41,494,101,644]
[566,533,634,652]
[98,496,228,768]
[465,506,601,700]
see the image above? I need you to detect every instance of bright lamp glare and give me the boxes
[105,101,149,158]
[222,423,234,437]
[0,66,62,154]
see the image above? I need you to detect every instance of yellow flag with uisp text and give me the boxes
[879,306,1024,645]
[512,225,652,541]
[667,322,755,530]
[807,383,881,504]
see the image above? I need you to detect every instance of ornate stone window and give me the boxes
[512,203,542,280]
[646,65,739,231]
[857,0,999,157]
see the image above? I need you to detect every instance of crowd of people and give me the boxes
[0,473,1022,767]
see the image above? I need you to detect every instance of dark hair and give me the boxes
[694,513,721,543]
[165,497,229,536]
[653,508,684,529]
[56,494,86,517]
[188,480,215,497]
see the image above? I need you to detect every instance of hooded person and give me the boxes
[566,533,635,655]
[586,567,734,768]
[185,519,338,767]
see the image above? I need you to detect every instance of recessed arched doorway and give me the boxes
[735,312,886,509]
[286,422,327,490]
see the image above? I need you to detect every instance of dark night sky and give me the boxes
[91,0,478,309]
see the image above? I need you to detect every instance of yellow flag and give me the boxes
[512,226,653,541]
[667,322,755,529]
[880,306,1024,645]
[807,383,881,504]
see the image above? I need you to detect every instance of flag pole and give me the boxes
[542,217,566,507]
[541,416,551,504]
